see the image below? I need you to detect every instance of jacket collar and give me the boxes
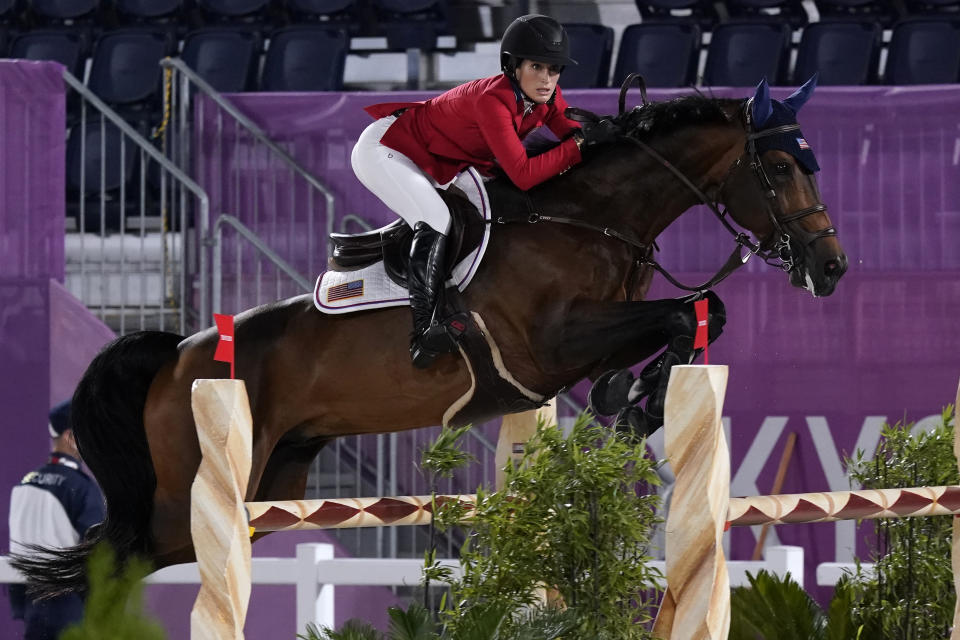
[505,73,556,111]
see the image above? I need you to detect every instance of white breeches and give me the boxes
[351,116,452,235]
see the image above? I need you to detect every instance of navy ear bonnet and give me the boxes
[750,75,820,174]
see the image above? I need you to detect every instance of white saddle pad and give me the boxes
[314,168,492,315]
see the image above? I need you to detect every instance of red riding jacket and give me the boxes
[363,73,582,190]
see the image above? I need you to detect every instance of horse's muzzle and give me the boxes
[795,250,848,297]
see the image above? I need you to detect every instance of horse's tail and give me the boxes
[9,330,183,597]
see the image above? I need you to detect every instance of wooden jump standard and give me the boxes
[188,379,551,639]
[652,365,960,640]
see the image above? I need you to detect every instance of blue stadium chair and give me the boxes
[181,28,260,92]
[88,30,173,117]
[727,0,808,26]
[885,19,960,84]
[703,21,791,86]
[30,0,99,22]
[114,0,185,29]
[287,0,354,18]
[286,0,364,35]
[613,22,700,88]
[904,0,960,17]
[561,23,613,88]
[260,25,348,91]
[66,118,139,232]
[634,0,720,29]
[794,20,880,85]
[371,0,448,50]
[9,29,85,77]
[0,0,19,24]
[815,0,899,26]
[197,0,273,29]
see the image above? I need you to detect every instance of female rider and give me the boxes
[351,14,616,368]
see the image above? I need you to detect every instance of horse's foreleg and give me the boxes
[552,291,727,436]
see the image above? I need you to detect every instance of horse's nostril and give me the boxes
[824,256,848,278]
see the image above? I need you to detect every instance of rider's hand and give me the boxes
[577,118,620,148]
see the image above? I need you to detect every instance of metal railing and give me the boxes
[62,69,209,335]
[159,58,336,322]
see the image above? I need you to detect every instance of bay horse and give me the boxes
[15,78,847,595]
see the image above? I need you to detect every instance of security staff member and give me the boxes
[8,400,105,640]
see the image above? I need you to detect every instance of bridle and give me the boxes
[515,87,837,293]
[724,98,836,273]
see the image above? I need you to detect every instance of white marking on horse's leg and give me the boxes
[443,345,476,427]
[470,312,546,403]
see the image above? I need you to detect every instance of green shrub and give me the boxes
[843,405,958,639]
[61,544,165,640]
[438,413,663,639]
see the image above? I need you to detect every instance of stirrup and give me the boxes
[409,313,469,369]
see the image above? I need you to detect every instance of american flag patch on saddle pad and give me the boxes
[326,279,364,302]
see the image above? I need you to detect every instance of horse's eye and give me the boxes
[774,162,791,175]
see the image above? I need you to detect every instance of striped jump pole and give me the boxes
[653,365,960,640]
[246,495,476,532]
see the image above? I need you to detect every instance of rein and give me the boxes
[504,77,834,293]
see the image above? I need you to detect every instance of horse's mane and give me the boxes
[614,95,740,142]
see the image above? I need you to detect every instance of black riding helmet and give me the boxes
[500,14,578,74]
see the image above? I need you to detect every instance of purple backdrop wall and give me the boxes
[201,84,960,602]
[3,57,959,634]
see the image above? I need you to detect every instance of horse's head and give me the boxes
[719,76,848,297]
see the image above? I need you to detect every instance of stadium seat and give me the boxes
[613,22,700,88]
[197,0,271,18]
[114,0,185,27]
[903,0,960,17]
[30,0,98,22]
[9,29,86,77]
[703,21,791,86]
[634,0,720,29]
[561,23,613,88]
[287,0,355,19]
[794,20,880,85]
[260,25,348,91]
[371,0,448,50]
[0,0,18,24]
[885,19,960,84]
[87,30,173,118]
[727,0,808,26]
[66,118,139,232]
[815,0,899,26]
[181,28,260,92]
[196,0,273,29]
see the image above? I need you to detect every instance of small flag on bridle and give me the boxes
[693,298,709,365]
[213,313,235,379]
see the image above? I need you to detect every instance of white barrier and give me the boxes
[0,544,808,631]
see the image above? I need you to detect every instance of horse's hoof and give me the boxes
[588,369,635,416]
[638,349,683,421]
[614,406,660,439]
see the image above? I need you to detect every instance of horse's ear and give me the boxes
[751,78,773,128]
[783,73,818,114]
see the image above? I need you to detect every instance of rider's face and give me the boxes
[514,59,562,104]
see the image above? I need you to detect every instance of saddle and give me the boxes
[329,187,487,289]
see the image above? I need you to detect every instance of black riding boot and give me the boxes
[408,221,456,368]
